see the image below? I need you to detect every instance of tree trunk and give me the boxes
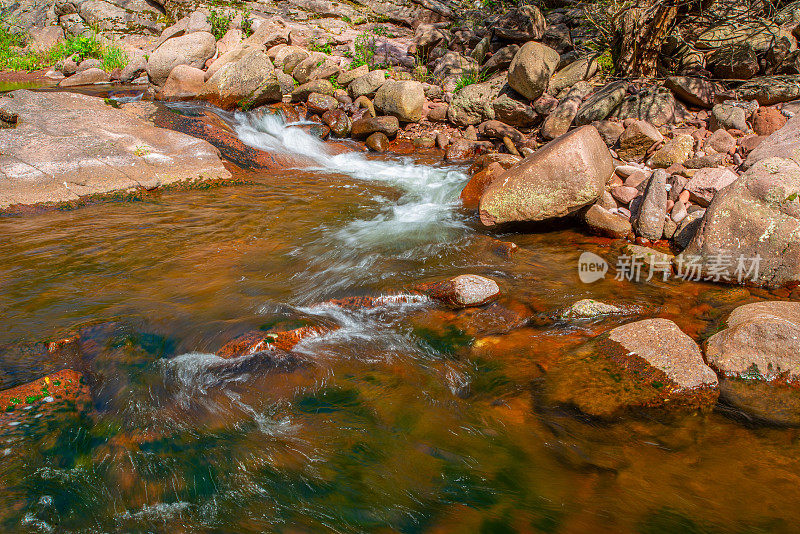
[614,1,679,77]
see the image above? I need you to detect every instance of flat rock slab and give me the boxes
[0,90,231,209]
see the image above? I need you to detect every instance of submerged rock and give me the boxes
[416,274,501,308]
[216,326,332,358]
[706,301,800,424]
[558,299,625,319]
[0,369,90,415]
[539,319,719,418]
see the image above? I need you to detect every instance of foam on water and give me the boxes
[233,110,469,246]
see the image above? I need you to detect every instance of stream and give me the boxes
[1,98,799,533]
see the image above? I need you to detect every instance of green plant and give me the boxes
[308,40,333,55]
[329,74,341,89]
[453,69,485,92]
[240,9,254,38]
[596,49,614,75]
[0,27,128,72]
[207,8,231,40]
[350,31,376,69]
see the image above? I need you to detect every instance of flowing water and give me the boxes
[1,101,800,533]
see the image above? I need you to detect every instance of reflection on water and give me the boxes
[1,106,799,533]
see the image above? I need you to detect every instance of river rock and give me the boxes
[161,64,205,99]
[707,129,736,154]
[351,116,399,139]
[507,41,560,100]
[416,274,500,308]
[548,55,598,96]
[575,81,628,126]
[292,52,340,85]
[709,44,759,79]
[481,44,519,76]
[200,49,281,110]
[147,31,216,85]
[616,120,664,161]
[447,74,506,127]
[58,67,109,87]
[374,80,425,123]
[706,301,800,424]
[673,210,704,249]
[745,114,800,167]
[540,81,592,140]
[337,64,369,86]
[632,169,668,240]
[347,70,387,99]
[736,75,800,105]
[677,157,800,286]
[540,319,718,418]
[614,86,678,127]
[683,167,738,206]
[0,90,230,208]
[479,125,613,226]
[710,103,748,131]
[321,108,351,137]
[366,132,389,152]
[291,79,334,102]
[491,93,539,129]
[752,107,788,136]
[648,134,694,168]
[664,76,715,108]
[558,299,625,319]
[584,204,632,238]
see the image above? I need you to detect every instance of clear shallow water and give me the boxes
[1,105,800,533]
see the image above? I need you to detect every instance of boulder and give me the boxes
[736,75,800,105]
[446,74,506,127]
[147,31,216,85]
[28,26,65,53]
[366,132,389,152]
[292,52,339,85]
[0,90,231,208]
[649,134,694,168]
[709,44,759,79]
[481,44,519,76]
[548,55,599,96]
[575,81,628,126]
[291,79,334,102]
[373,80,425,122]
[351,116,400,139]
[584,204,632,238]
[540,81,592,140]
[507,42,560,100]
[347,70,387,99]
[416,274,500,308]
[307,92,338,114]
[632,169,668,240]
[706,301,800,424]
[161,64,205,99]
[683,167,738,206]
[491,93,539,129]
[204,44,261,81]
[677,157,800,287]
[706,129,736,154]
[752,107,788,136]
[745,114,800,167]
[616,120,664,160]
[200,49,281,110]
[613,86,679,127]
[540,319,718,418]
[58,67,109,87]
[337,64,369,86]
[493,5,547,42]
[479,125,613,226]
[321,109,351,137]
[665,76,715,108]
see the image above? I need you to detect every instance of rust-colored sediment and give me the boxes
[216,326,332,358]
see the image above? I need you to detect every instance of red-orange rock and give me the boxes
[460,162,503,210]
[216,326,332,358]
[0,369,89,414]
